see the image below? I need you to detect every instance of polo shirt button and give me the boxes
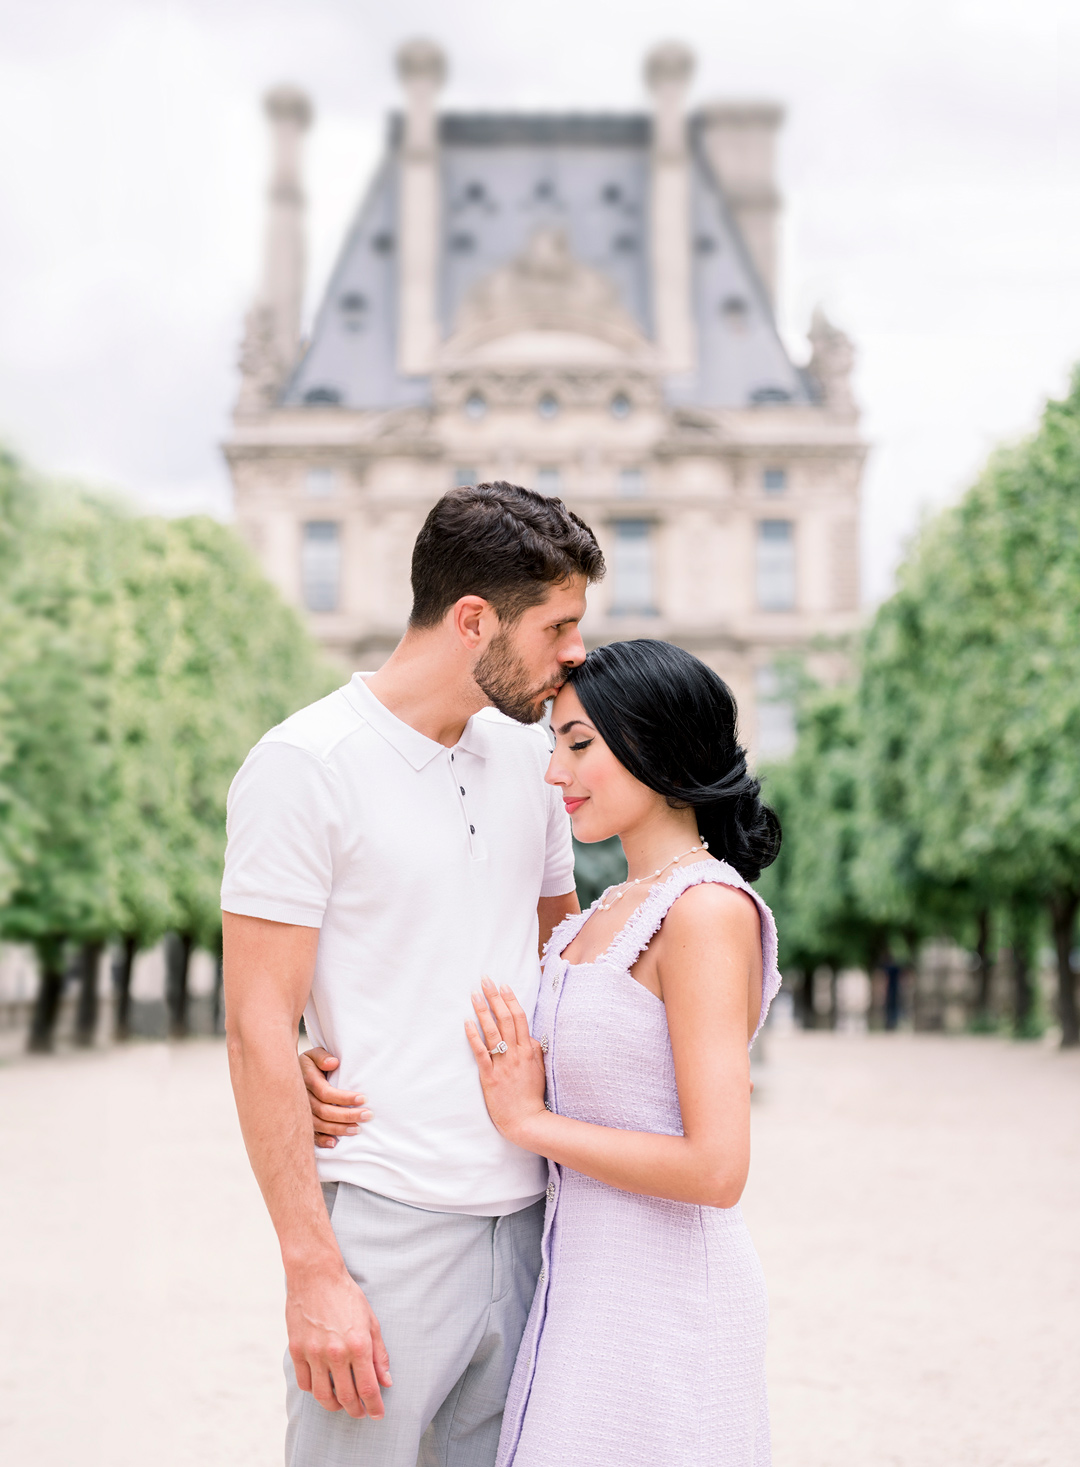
[470,824,475,834]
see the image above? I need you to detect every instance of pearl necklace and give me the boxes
[596,839,709,912]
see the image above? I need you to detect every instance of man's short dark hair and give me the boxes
[409,482,605,628]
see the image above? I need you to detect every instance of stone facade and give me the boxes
[223,41,865,758]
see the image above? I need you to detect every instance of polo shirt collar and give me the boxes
[343,674,492,769]
[343,674,446,771]
[455,715,492,760]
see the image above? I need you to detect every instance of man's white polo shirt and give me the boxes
[221,674,574,1216]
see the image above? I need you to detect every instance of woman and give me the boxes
[307,639,781,1465]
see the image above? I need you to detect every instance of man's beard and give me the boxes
[474,630,559,724]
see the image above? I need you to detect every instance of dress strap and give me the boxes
[603,859,782,1048]
[542,900,597,969]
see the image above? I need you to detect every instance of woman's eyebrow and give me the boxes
[556,719,594,736]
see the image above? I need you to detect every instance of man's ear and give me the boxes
[450,595,495,650]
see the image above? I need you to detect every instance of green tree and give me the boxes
[757,686,889,1025]
[0,477,126,1047]
[0,458,336,1050]
[855,370,1080,1044]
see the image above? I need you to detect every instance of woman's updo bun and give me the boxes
[566,639,781,882]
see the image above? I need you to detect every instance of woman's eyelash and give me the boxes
[569,738,593,752]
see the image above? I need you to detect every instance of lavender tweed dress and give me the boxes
[496,859,780,1467]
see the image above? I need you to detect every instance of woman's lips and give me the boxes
[563,797,588,815]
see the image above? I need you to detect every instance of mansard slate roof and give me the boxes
[283,111,810,411]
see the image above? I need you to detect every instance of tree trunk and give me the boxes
[27,938,67,1054]
[112,935,138,1040]
[1012,945,1034,1035]
[827,967,839,1030]
[211,950,224,1035]
[1049,891,1080,1049]
[74,940,104,1047]
[165,932,194,1038]
[971,908,993,1029]
[1007,902,1040,1038]
[883,962,902,1031]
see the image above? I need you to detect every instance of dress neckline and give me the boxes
[559,858,724,970]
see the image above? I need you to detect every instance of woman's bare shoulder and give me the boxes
[662,874,761,943]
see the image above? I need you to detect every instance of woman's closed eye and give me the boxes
[570,738,593,752]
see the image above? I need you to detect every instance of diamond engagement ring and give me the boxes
[488,1041,508,1056]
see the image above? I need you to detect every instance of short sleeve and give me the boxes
[540,780,576,898]
[221,740,340,928]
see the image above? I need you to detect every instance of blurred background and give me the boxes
[1,4,1078,1466]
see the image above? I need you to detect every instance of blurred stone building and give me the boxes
[224,40,865,757]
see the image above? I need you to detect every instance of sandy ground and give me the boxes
[0,1029,1077,1467]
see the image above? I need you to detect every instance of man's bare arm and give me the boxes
[224,911,392,1418]
[537,890,579,957]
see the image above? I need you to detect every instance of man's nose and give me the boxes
[560,627,587,668]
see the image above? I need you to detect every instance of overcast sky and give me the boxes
[0,0,1077,601]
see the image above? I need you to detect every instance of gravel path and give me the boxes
[1,1030,1076,1467]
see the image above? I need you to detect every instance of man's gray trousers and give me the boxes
[285,1182,543,1467]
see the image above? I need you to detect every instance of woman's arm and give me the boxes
[466,884,759,1209]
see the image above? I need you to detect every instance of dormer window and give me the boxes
[339,292,368,332]
[303,386,342,406]
[537,393,559,420]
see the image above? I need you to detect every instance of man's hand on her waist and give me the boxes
[286,1262,392,1418]
[300,1047,373,1149]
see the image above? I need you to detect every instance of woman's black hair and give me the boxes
[566,639,781,882]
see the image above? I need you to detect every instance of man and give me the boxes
[222,482,604,1467]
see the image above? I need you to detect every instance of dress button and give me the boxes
[545,1181,555,1202]
[544,1100,552,1111]
[538,1266,546,1286]
[540,1035,549,1054]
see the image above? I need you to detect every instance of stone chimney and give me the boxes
[237,84,312,415]
[396,38,447,376]
[645,41,696,376]
[696,103,783,309]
